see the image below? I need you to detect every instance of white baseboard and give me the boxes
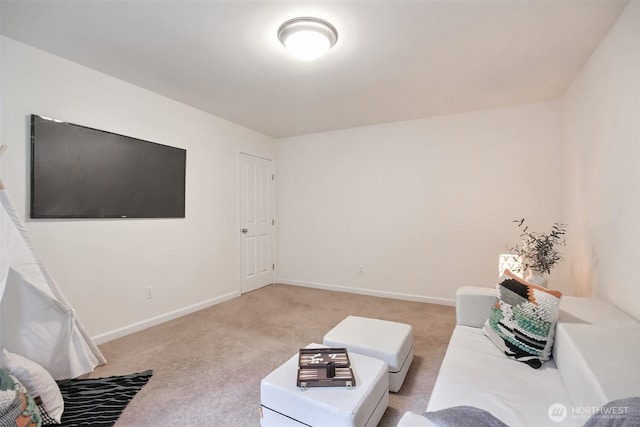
[276,279,455,307]
[92,291,241,344]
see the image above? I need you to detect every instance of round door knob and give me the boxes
[241,228,248,233]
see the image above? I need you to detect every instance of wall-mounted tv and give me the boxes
[30,114,186,219]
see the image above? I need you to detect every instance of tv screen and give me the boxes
[30,114,186,219]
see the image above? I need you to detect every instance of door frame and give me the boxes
[237,151,275,294]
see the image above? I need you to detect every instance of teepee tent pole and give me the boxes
[0,144,106,378]
[0,145,7,189]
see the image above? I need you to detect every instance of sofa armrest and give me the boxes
[456,286,498,327]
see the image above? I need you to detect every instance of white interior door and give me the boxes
[240,153,274,294]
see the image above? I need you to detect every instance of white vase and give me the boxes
[525,269,548,287]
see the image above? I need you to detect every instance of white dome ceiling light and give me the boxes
[277,17,338,61]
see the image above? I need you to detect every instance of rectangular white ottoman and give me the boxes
[323,316,413,392]
[260,343,389,427]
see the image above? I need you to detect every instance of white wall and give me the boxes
[0,37,275,340]
[276,101,568,303]
[562,1,640,320]
[2,0,637,342]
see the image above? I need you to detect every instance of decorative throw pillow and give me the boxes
[0,368,43,427]
[0,350,63,424]
[483,270,562,369]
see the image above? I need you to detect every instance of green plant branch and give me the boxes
[508,219,567,275]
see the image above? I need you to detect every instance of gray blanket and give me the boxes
[424,406,507,427]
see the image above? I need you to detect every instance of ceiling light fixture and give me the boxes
[277,17,338,61]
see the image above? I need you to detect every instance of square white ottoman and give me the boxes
[260,343,389,427]
[323,316,413,392]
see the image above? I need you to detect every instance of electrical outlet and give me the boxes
[145,286,153,299]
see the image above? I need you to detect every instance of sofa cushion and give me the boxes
[483,270,562,368]
[427,325,580,426]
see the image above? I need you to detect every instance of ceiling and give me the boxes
[0,0,629,138]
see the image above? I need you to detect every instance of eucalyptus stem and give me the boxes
[508,219,567,275]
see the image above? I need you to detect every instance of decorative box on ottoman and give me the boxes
[260,344,389,427]
[323,316,413,392]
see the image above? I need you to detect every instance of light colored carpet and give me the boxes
[89,284,456,426]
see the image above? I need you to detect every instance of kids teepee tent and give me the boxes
[0,145,105,379]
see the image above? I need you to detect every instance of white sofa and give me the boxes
[398,286,640,426]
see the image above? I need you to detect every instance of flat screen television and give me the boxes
[30,114,186,219]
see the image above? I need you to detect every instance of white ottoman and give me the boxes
[323,316,413,392]
[260,343,389,427]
